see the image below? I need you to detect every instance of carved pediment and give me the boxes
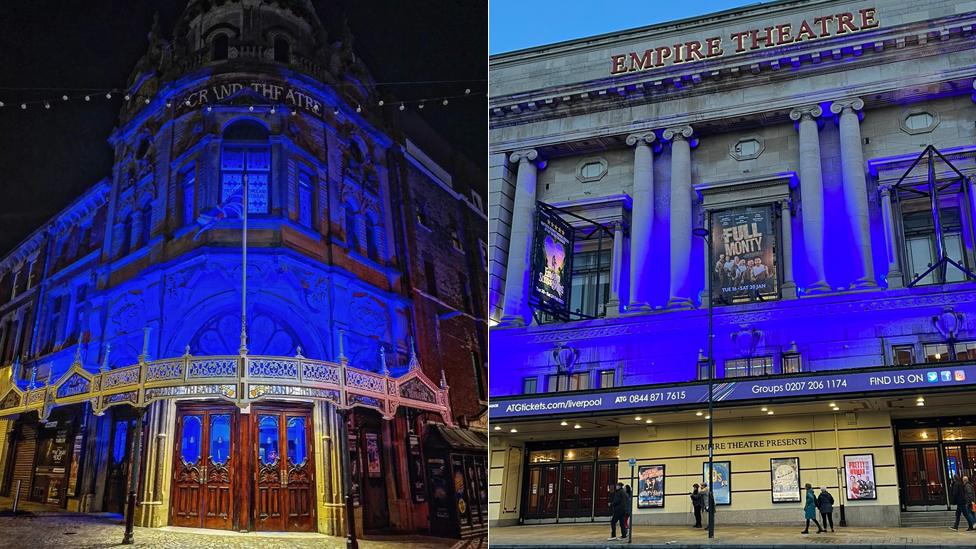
[399,377,435,404]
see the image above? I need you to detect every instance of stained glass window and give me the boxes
[258,415,279,465]
[210,415,230,465]
[181,415,202,465]
[287,417,306,466]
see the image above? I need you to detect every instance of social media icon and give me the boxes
[941,371,952,382]
[955,370,966,382]
[927,372,939,383]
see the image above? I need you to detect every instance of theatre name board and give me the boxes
[489,362,976,419]
[610,7,879,75]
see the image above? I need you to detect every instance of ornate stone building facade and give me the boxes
[489,0,976,529]
[0,0,486,539]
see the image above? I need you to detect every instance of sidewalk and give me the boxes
[489,522,976,549]
[0,496,464,548]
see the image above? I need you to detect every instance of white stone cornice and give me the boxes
[508,149,540,164]
[788,105,823,121]
[625,132,656,147]
[829,97,865,115]
[662,125,693,141]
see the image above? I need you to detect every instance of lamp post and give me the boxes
[692,224,715,539]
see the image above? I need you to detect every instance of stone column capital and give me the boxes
[878,184,893,197]
[508,149,540,165]
[788,105,823,122]
[829,97,865,115]
[662,125,694,142]
[625,132,656,147]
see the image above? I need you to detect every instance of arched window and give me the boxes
[212,34,229,61]
[365,217,379,261]
[273,37,290,63]
[345,205,359,251]
[221,120,270,215]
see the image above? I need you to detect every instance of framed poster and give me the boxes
[365,432,382,478]
[703,461,731,505]
[530,203,574,318]
[844,454,877,500]
[770,457,801,503]
[710,206,779,304]
[637,465,665,508]
[407,434,426,503]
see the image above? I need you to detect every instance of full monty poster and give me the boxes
[530,204,573,316]
[703,461,731,505]
[710,206,778,303]
[637,465,665,508]
[770,457,801,503]
[845,454,877,500]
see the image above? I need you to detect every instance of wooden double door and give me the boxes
[169,402,315,531]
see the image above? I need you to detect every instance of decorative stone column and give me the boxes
[830,98,877,289]
[788,105,830,294]
[499,149,541,327]
[664,125,694,310]
[879,185,904,288]
[780,200,798,299]
[130,213,143,251]
[606,221,625,317]
[625,132,655,313]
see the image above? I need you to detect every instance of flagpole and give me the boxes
[240,173,248,355]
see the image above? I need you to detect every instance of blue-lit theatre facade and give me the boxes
[489,0,976,528]
[0,0,488,539]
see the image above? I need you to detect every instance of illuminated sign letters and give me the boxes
[610,7,879,75]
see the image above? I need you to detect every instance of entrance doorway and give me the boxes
[521,439,618,523]
[895,419,976,510]
[169,401,316,532]
[170,405,236,530]
[104,410,136,515]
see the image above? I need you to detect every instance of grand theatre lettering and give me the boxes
[177,81,324,114]
[610,7,880,74]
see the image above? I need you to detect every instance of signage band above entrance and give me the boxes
[489,362,976,419]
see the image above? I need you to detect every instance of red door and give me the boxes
[253,407,315,531]
[170,406,235,530]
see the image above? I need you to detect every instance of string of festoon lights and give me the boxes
[0,81,486,114]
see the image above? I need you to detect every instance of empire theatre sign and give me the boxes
[610,7,879,75]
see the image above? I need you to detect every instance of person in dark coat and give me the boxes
[608,482,628,540]
[690,483,703,528]
[817,487,835,532]
[624,484,633,538]
[802,484,824,534]
[954,475,976,530]
[700,484,715,528]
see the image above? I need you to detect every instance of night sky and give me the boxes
[0,0,487,256]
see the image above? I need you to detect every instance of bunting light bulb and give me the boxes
[84,95,90,101]
[61,95,68,101]
[105,92,112,99]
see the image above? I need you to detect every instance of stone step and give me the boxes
[900,511,958,527]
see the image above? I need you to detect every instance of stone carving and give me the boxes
[0,391,21,410]
[732,327,763,357]
[147,360,183,382]
[933,307,964,342]
[551,342,579,373]
[399,378,435,403]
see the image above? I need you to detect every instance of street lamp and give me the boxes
[692,224,715,539]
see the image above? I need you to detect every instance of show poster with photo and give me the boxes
[770,457,801,503]
[703,461,731,505]
[711,206,778,303]
[637,465,665,508]
[530,205,574,316]
[365,433,382,478]
[845,454,877,500]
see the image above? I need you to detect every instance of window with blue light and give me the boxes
[345,205,359,251]
[902,204,966,285]
[182,168,195,226]
[258,415,279,465]
[221,121,271,215]
[181,415,202,465]
[286,416,306,466]
[210,414,230,465]
[112,420,128,464]
[298,172,314,228]
[365,217,378,260]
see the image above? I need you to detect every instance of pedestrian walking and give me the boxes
[963,476,976,531]
[817,487,835,532]
[690,483,703,528]
[700,484,715,528]
[608,482,628,541]
[624,484,633,539]
[801,483,825,534]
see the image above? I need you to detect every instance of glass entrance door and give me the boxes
[899,446,946,507]
[170,407,235,530]
[943,444,976,484]
[559,464,594,518]
[524,465,559,519]
[253,408,315,532]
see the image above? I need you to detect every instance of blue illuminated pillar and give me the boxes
[625,132,655,313]
[879,185,904,288]
[664,126,694,310]
[499,149,541,327]
[789,105,830,294]
[831,98,877,289]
